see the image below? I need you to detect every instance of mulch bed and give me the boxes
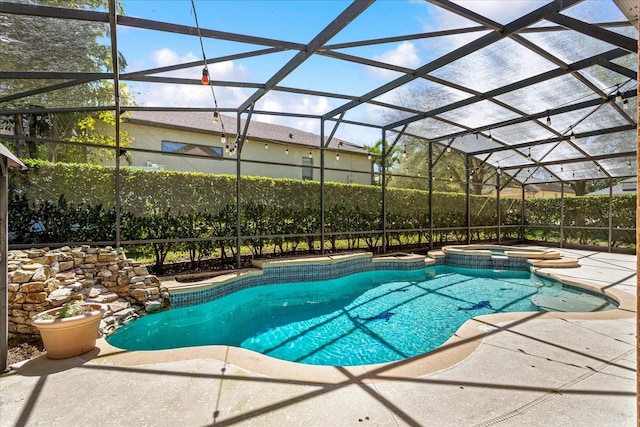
[8,335,46,365]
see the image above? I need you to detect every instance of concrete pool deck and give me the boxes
[1,247,637,426]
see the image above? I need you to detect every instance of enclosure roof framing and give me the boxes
[0,0,637,184]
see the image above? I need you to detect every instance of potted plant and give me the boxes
[32,301,106,360]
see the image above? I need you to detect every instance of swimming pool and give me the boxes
[107,265,617,366]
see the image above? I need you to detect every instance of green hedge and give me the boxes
[9,161,636,264]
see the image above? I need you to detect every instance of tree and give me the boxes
[1,0,132,163]
[363,139,402,186]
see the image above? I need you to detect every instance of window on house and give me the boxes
[302,157,313,180]
[161,140,223,157]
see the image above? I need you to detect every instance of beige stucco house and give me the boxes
[483,183,576,199]
[119,111,374,185]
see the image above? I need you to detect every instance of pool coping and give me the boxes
[83,252,637,384]
[163,252,431,294]
[441,244,562,260]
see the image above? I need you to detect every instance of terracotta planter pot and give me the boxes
[32,303,106,360]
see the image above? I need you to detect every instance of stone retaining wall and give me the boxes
[8,245,169,337]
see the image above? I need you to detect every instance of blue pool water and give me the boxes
[107,266,615,366]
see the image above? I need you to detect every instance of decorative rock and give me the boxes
[31,265,49,282]
[108,300,130,313]
[68,282,84,292]
[58,260,74,272]
[55,269,76,280]
[46,287,73,305]
[133,266,149,276]
[44,252,60,262]
[144,300,163,312]
[30,256,50,265]
[25,249,44,258]
[49,261,59,276]
[7,245,167,340]
[98,253,117,262]
[8,293,26,304]
[25,292,47,304]
[85,292,119,304]
[129,280,147,289]
[10,269,35,283]
[129,289,147,301]
[44,278,61,291]
[19,282,45,293]
[12,308,29,318]
[111,286,131,298]
[87,285,108,298]
[22,263,43,271]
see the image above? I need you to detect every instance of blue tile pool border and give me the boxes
[443,252,531,271]
[170,254,428,308]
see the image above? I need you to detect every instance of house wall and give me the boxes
[485,187,576,199]
[121,122,373,185]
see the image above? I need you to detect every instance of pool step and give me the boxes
[529,257,579,268]
[531,292,611,312]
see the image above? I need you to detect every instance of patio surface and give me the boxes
[1,247,637,426]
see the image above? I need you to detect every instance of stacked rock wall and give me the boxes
[8,245,169,337]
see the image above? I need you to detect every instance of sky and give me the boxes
[112,0,627,147]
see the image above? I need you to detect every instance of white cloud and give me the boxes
[250,92,381,146]
[152,48,198,69]
[368,41,421,79]
[451,1,547,25]
[127,48,250,108]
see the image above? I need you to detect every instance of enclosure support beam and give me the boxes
[381,130,387,254]
[109,0,122,248]
[0,159,7,372]
[0,145,26,373]
[320,120,326,255]
[236,114,242,269]
[466,155,471,245]
[521,184,526,244]
[428,142,434,250]
[608,178,613,253]
[496,174,501,245]
[560,183,565,248]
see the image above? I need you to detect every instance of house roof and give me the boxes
[125,111,369,156]
[587,176,637,195]
[526,183,576,194]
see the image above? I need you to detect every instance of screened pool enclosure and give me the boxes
[1,0,638,268]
